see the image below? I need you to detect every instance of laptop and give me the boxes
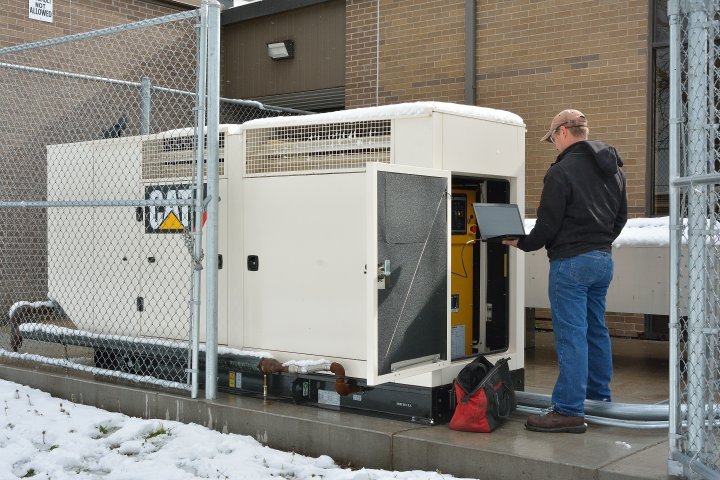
[472,203,527,242]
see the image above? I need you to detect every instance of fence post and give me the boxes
[204,0,221,400]
[190,5,208,400]
[667,0,684,475]
[685,0,710,461]
[141,76,151,135]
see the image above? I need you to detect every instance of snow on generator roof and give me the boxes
[242,101,526,129]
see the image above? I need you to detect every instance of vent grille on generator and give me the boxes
[245,120,391,176]
[142,132,225,180]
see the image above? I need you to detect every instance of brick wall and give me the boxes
[534,308,646,339]
[346,0,379,107]
[346,0,465,107]
[473,0,649,219]
[346,0,650,337]
[0,0,189,48]
[346,0,648,217]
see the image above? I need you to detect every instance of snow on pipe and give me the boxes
[257,358,365,396]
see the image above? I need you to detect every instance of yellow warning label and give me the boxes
[229,371,235,388]
[159,211,183,230]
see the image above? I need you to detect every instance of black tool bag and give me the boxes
[449,356,516,432]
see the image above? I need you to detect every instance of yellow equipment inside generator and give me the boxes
[450,188,478,358]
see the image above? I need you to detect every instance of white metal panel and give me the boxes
[225,132,244,348]
[525,246,670,315]
[201,179,227,343]
[47,142,97,330]
[242,173,367,360]
[365,162,451,386]
[139,179,227,343]
[391,116,436,168]
[94,140,143,336]
[440,115,525,179]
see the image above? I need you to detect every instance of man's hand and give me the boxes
[502,238,519,248]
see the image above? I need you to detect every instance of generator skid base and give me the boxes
[214,363,455,425]
[84,338,453,424]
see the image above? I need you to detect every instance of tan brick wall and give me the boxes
[347,0,650,336]
[534,308,645,339]
[0,0,188,48]
[346,0,465,107]
[347,1,648,216]
[474,0,649,219]
[346,0,379,107]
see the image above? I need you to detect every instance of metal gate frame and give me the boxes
[668,0,720,478]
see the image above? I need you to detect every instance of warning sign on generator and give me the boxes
[145,184,203,234]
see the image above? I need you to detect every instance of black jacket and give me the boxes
[517,140,628,259]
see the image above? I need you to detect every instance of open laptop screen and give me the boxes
[472,203,526,241]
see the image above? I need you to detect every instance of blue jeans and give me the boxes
[548,250,614,416]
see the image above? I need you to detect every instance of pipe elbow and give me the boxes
[257,358,288,375]
[330,362,363,396]
[9,314,22,352]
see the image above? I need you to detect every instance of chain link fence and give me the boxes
[669,1,720,478]
[0,9,305,392]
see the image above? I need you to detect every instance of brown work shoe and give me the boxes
[526,410,587,433]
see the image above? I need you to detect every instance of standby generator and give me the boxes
[43,102,526,421]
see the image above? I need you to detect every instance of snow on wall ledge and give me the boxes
[242,101,525,129]
[524,217,671,248]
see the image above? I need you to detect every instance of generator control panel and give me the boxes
[451,195,467,235]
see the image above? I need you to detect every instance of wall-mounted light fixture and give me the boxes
[267,40,294,60]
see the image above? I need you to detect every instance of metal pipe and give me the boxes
[516,392,669,421]
[671,172,720,186]
[517,392,720,428]
[0,199,193,208]
[257,359,365,396]
[204,0,221,400]
[0,10,198,56]
[671,450,720,480]
[0,62,309,115]
[190,2,209,400]
[141,77,151,135]
[685,0,709,457]
[464,0,476,106]
[0,61,148,87]
[667,0,683,466]
[516,406,669,430]
[329,362,365,396]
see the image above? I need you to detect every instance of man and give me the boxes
[504,109,627,433]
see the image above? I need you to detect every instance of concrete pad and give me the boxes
[393,414,670,480]
[600,442,676,480]
[0,364,674,480]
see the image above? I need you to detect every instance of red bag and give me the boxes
[449,356,516,433]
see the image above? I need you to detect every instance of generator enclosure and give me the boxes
[47,102,526,388]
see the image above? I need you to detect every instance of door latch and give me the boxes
[377,260,391,289]
[377,260,391,280]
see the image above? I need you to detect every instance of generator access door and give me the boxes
[366,163,451,386]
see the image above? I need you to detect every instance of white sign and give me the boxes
[29,0,53,23]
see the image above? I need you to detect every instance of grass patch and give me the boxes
[22,469,36,478]
[144,425,168,441]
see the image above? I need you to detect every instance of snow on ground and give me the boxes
[0,379,476,480]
